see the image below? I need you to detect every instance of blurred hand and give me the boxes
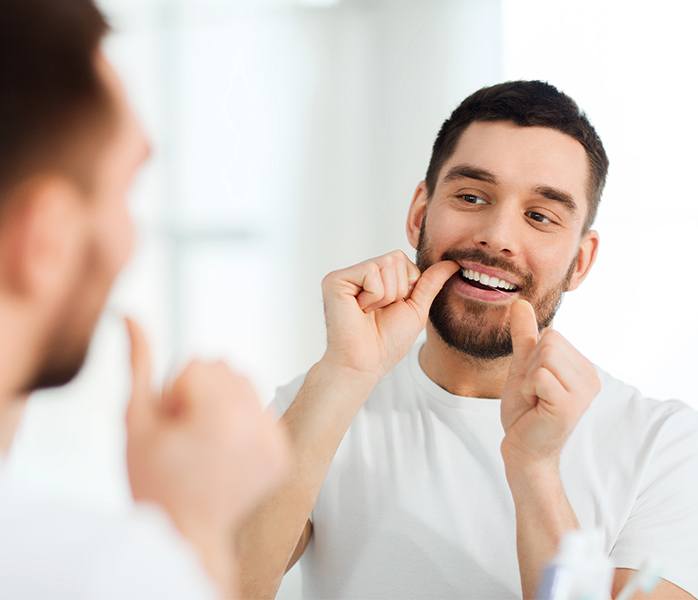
[321,250,459,380]
[124,319,289,590]
[500,299,600,466]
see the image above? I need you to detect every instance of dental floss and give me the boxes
[615,559,662,600]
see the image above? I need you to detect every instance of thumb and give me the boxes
[407,260,460,322]
[508,299,538,374]
[125,317,154,428]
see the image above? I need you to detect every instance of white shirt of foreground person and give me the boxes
[273,342,698,600]
[0,459,216,599]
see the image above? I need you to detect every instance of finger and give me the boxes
[537,330,587,380]
[125,317,153,426]
[509,299,539,372]
[374,264,398,308]
[521,366,568,415]
[364,257,411,312]
[406,260,460,321]
[530,331,599,399]
[327,252,396,293]
[396,257,410,301]
[406,261,421,295]
[356,263,385,310]
[525,345,576,395]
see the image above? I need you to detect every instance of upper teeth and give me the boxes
[461,268,517,291]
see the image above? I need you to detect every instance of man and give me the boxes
[238,81,698,599]
[0,1,287,597]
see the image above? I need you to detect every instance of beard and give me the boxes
[29,311,94,392]
[23,238,107,393]
[415,221,575,360]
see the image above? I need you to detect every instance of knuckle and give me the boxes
[179,361,199,379]
[541,329,558,343]
[539,346,556,364]
[532,367,549,386]
[321,271,336,289]
[368,262,381,277]
[381,254,393,267]
[590,370,601,394]
[391,249,407,261]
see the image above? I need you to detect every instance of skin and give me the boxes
[237,121,692,599]
[0,53,289,597]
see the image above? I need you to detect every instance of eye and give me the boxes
[458,193,489,206]
[526,210,554,225]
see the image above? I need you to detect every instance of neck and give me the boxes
[419,322,511,398]
[0,302,38,455]
[0,396,27,456]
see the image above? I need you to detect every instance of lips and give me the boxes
[452,274,517,303]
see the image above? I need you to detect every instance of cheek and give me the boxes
[527,243,578,288]
[94,200,136,275]
[424,209,471,250]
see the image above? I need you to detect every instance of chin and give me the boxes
[27,337,92,393]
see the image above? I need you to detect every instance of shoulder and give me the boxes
[0,480,215,599]
[584,366,698,448]
[84,503,217,598]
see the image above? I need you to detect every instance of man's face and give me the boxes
[410,121,598,360]
[31,55,150,390]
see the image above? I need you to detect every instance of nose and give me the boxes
[473,205,519,257]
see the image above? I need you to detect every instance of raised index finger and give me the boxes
[125,317,153,426]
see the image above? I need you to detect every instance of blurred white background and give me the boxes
[6,1,698,598]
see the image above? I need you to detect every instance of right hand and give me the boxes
[321,250,459,379]
[124,319,289,561]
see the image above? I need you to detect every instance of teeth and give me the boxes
[460,268,517,291]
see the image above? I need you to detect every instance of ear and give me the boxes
[566,229,599,292]
[1,177,85,298]
[406,181,429,250]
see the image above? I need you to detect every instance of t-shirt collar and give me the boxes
[408,341,502,412]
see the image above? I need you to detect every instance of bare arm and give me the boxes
[236,252,459,600]
[126,320,288,598]
[286,520,313,573]
[501,301,601,599]
[237,361,378,600]
[504,457,579,599]
[612,570,695,600]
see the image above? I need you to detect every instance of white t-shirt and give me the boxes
[273,342,698,599]
[0,463,217,599]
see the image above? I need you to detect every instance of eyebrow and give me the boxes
[442,164,498,185]
[533,185,578,213]
[442,163,578,214]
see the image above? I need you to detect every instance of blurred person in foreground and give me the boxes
[0,1,288,598]
[237,82,698,599]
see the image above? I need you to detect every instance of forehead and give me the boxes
[441,121,589,201]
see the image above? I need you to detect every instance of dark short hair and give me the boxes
[425,81,609,231]
[0,0,111,202]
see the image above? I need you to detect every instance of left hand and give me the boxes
[500,299,601,466]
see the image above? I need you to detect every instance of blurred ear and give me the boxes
[406,181,429,250]
[566,229,599,292]
[0,176,85,298]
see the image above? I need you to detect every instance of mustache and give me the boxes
[440,247,535,293]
